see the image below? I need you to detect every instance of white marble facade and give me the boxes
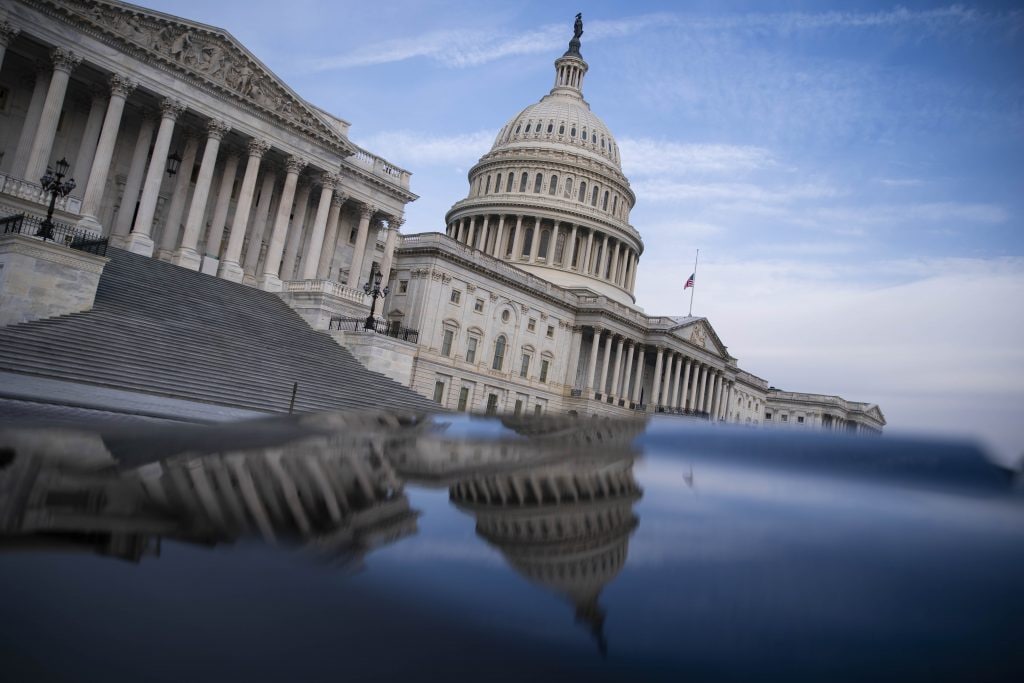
[0,1,885,433]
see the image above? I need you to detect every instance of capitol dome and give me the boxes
[444,17,641,306]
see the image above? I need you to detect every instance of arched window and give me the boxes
[600,136,605,149]
[564,178,573,198]
[547,123,553,133]
[495,173,502,192]
[484,176,491,194]
[548,175,558,195]
[581,128,587,141]
[559,124,565,135]
[514,124,521,134]
[602,190,609,210]
[492,335,506,371]
[570,127,576,138]
[591,186,599,206]
[525,123,531,133]
[521,227,533,256]
[506,173,514,192]
[533,173,543,193]
[612,195,618,214]
[538,229,550,259]
[592,133,597,143]
[519,172,528,192]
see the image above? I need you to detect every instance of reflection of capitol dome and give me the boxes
[444,19,642,306]
[451,454,642,653]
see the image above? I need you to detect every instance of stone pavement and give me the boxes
[0,371,268,423]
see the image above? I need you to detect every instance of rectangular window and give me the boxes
[539,359,549,383]
[398,280,409,293]
[781,414,788,422]
[546,325,554,338]
[432,381,446,404]
[765,413,773,420]
[520,353,531,378]
[450,290,461,304]
[457,386,470,411]
[797,416,805,424]
[514,399,523,415]
[466,337,478,364]
[534,404,543,416]
[441,329,454,357]
[527,318,536,332]
[486,393,499,415]
[474,298,485,312]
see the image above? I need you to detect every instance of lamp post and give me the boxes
[37,157,75,241]
[362,261,389,331]
[166,151,182,177]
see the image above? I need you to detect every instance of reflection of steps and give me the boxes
[0,248,437,414]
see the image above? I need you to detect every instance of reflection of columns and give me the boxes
[621,341,635,404]
[345,204,375,288]
[157,131,200,258]
[650,347,665,407]
[25,48,81,182]
[0,21,19,73]
[598,332,613,395]
[610,337,625,398]
[128,98,185,255]
[281,180,313,281]
[584,327,602,393]
[689,362,702,411]
[679,357,692,410]
[175,119,230,270]
[300,174,338,280]
[73,88,108,191]
[317,193,346,280]
[243,168,278,280]
[220,138,268,281]
[379,216,402,289]
[109,112,156,244]
[78,75,136,233]
[204,150,240,259]
[632,347,646,404]
[11,65,49,178]
[259,155,306,290]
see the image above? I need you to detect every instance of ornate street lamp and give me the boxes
[37,157,75,241]
[166,151,182,176]
[362,262,389,331]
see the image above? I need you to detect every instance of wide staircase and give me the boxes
[0,248,438,414]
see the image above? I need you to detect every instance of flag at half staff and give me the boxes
[684,273,695,290]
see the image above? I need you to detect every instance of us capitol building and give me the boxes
[0,1,884,433]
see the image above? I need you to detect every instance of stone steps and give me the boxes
[0,247,438,414]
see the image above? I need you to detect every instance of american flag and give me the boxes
[684,273,695,289]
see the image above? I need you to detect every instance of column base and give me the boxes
[75,214,104,234]
[171,247,202,271]
[123,232,155,257]
[108,233,130,250]
[155,249,175,262]
[258,273,283,292]
[242,273,258,287]
[200,256,219,276]
[217,259,245,283]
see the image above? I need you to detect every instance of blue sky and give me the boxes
[147,0,1023,460]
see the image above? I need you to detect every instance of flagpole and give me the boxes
[688,248,699,317]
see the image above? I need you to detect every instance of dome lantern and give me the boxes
[551,13,588,99]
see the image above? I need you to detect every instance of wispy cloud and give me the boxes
[352,129,494,167]
[633,179,839,204]
[619,139,776,176]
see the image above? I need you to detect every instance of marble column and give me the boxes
[300,173,339,280]
[345,203,375,288]
[10,65,49,178]
[661,353,676,407]
[77,75,136,233]
[467,216,477,249]
[260,155,306,291]
[156,132,200,259]
[610,242,622,284]
[204,150,240,260]
[316,193,346,280]
[242,167,278,282]
[584,328,602,393]
[492,215,506,257]
[708,373,720,418]
[510,215,525,259]
[566,224,578,270]
[621,342,635,404]
[650,347,665,408]
[564,326,583,387]
[174,119,230,269]
[632,347,646,404]
[0,21,19,73]
[128,98,185,256]
[378,216,402,288]
[671,354,684,409]
[280,180,313,281]
[25,48,81,183]
[610,337,625,398]
[580,231,593,274]
[689,363,702,412]
[72,88,108,191]
[109,111,156,244]
[679,358,692,411]
[598,332,613,395]
[697,366,710,413]
[219,138,268,281]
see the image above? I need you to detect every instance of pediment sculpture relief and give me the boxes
[688,324,707,349]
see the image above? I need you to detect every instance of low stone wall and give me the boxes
[0,234,108,327]
[331,329,417,387]
[279,280,369,330]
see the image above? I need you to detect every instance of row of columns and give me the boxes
[576,328,734,420]
[2,40,402,292]
[446,213,638,292]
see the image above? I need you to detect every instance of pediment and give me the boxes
[47,0,355,155]
[672,318,729,359]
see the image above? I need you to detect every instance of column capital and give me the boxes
[389,215,405,230]
[160,97,186,120]
[330,192,347,207]
[320,171,342,190]
[247,137,270,158]
[109,74,137,98]
[206,118,231,140]
[358,203,377,220]
[0,20,20,47]
[50,47,81,74]
[285,155,308,175]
